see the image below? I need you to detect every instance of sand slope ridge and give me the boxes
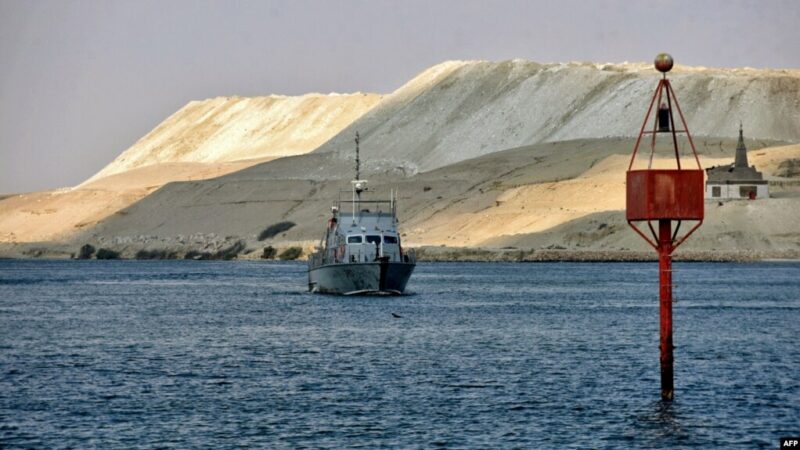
[0,92,382,243]
[403,142,800,248]
[44,139,799,260]
[0,159,275,243]
[3,59,800,257]
[87,92,383,182]
[313,60,800,173]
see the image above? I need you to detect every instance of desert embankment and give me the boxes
[1,60,799,260]
[0,93,381,243]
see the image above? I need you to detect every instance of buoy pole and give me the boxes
[658,219,674,401]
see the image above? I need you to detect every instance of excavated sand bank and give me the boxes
[6,138,790,261]
[2,59,799,259]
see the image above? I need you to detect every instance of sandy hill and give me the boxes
[1,59,799,258]
[37,138,795,261]
[313,60,800,173]
[0,93,381,243]
[87,92,383,182]
[0,159,269,243]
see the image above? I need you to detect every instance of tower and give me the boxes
[734,123,749,168]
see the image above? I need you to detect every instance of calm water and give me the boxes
[1,260,798,449]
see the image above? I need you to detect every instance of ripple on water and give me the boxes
[0,260,798,448]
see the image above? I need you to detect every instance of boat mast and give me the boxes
[355,131,360,181]
[352,131,366,224]
[391,189,398,224]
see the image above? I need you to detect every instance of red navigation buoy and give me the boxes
[626,53,704,401]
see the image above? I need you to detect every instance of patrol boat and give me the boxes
[307,133,416,295]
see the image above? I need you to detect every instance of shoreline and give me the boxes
[1,241,798,263]
[412,247,800,263]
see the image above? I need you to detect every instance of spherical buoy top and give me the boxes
[654,53,674,73]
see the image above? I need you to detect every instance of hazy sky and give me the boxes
[1,0,798,193]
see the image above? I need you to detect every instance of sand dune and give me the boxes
[431,144,800,249]
[87,93,382,182]
[1,92,380,243]
[2,59,799,257]
[34,138,795,261]
[313,60,800,173]
[0,158,273,243]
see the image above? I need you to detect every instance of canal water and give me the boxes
[1,260,798,448]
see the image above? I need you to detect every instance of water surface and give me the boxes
[1,260,798,448]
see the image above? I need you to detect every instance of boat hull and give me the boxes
[308,261,415,295]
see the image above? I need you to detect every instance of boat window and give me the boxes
[365,235,381,244]
[347,235,363,243]
[383,235,398,244]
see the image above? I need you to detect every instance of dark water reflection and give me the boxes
[1,260,798,448]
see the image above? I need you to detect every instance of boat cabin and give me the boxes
[339,211,402,263]
[319,187,410,265]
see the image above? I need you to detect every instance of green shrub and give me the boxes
[211,240,246,260]
[261,246,277,259]
[77,244,95,260]
[136,249,177,260]
[95,248,120,260]
[278,246,303,260]
[257,221,296,241]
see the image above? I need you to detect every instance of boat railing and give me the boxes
[308,250,323,269]
[336,200,393,218]
[311,246,416,267]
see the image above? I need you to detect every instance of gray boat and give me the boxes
[307,134,416,295]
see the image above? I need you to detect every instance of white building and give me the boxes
[705,124,769,199]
